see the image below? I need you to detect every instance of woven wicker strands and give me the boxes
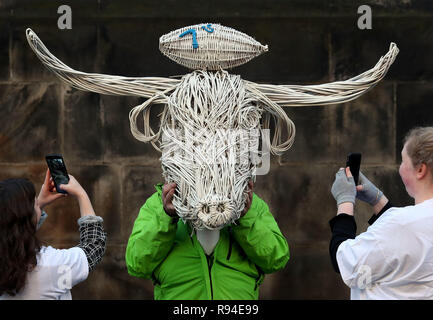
[26,28,180,99]
[159,23,268,70]
[25,26,399,231]
[158,70,262,229]
[247,43,399,108]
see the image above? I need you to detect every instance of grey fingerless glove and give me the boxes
[331,169,356,206]
[356,172,384,205]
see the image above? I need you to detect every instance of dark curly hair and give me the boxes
[0,178,41,296]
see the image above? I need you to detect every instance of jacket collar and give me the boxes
[154,182,164,195]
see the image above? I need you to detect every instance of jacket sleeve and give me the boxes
[125,191,178,279]
[231,193,289,274]
[328,201,394,273]
[76,215,107,272]
[335,207,404,289]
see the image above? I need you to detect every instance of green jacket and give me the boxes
[125,183,289,300]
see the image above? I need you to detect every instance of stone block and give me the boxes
[100,95,161,164]
[396,83,433,160]
[0,83,61,162]
[98,18,329,83]
[98,0,433,19]
[121,165,164,241]
[281,82,395,165]
[0,162,46,184]
[5,0,99,19]
[63,87,102,162]
[254,163,338,245]
[230,18,329,83]
[279,105,337,164]
[98,21,185,78]
[270,245,350,299]
[331,18,433,82]
[10,23,98,81]
[8,164,122,244]
[0,22,9,80]
[332,82,395,164]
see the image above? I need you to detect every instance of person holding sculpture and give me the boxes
[125,180,289,300]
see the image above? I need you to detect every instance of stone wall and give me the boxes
[0,0,432,299]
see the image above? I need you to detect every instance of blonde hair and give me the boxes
[404,127,433,173]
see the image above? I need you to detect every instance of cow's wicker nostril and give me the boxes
[195,198,235,229]
[202,204,210,214]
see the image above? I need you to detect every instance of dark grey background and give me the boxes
[0,0,431,299]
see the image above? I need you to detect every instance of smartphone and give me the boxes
[346,153,362,186]
[45,154,70,194]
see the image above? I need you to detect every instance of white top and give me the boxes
[337,198,433,299]
[0,246,88,300]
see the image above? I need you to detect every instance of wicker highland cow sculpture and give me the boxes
[26,23,398,233]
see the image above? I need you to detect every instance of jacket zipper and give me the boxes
[206,254,214,300]
[226,227,233,260]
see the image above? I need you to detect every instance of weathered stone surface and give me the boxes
[98,21,187,78]
[63,87,102,162]
[0,22,9,80]
[3,0,99,18]
[331,18,433,82]
[98,18,328,83]
[100,95,161,164]
[38,165,121,244]
[2,1,432,20]
[0,162,46,185]
[281,83,395,164]
[272,245,350,299]
[0,83,61,162]
[254,162,338,245]
[279,105,336,164]
[98,0,433,18]
[396,83,433,160]
[10,24,98,81]
[332,82,395,164]
[67,165,122,242]
[121,165,164,241]
[231,18,329,83]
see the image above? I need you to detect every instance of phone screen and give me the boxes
[346,153,362,186]
[46,155,69,193]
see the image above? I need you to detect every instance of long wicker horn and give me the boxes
[25,28,180,99]
[245,42,399,107]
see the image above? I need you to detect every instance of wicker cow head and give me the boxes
[25,23,398,230]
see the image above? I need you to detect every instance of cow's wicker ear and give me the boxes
[159,23,268,70]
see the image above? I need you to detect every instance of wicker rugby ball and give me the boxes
[159,23,268,70]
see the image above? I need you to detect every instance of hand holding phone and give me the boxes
[346,153,362,186]
[45,154,70,194]
[37,168,67,209]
